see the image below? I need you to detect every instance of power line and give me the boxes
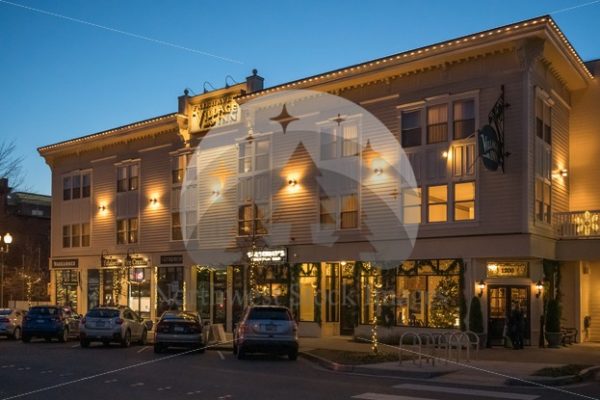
[0,0,243,64]
[550,0,600,15]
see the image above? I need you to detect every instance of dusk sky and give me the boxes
[1,0,599,195]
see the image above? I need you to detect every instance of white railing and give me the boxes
[554,210,600,239]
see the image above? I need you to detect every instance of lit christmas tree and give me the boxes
[429,276,459,328]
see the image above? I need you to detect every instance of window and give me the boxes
[453,100,475,140]
[427,104,448,144]
[72,175,81,199]
[325,264,338,322]
[82,174,91,198]
[320,123,359,160]
[62,225,71,248]
[81,223,90,247]
[71,224,81,247]
[299,264,318,322]
[319,196,336,228]
[237,204,269,236]
[401,110,422,148]
[117,218,138,244]
[454,182,475,221]
[238,139,270,173]
[63,177,71,201]
[117,165,139,192]
[172,153,196,184]
[535,91,552,224]
[427,185,447,222]
[171,212,182,241]
[402,187,421,224]
[340,194,358,229]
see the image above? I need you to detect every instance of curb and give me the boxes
[505,365,600,387]
[299,351,453,378]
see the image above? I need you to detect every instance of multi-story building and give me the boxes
[39,16,600,343]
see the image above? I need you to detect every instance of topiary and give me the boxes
[545,298,561,333]
[468,296,484,334]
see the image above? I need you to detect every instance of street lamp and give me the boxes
[1,232,13,308]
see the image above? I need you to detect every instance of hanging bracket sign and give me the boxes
[478,85,510,172]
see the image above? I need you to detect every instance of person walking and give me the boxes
[509,304,524,349]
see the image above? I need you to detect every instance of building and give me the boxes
[0,178,51,307]
[39,16,600,343]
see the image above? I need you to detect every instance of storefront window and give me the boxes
[325,264,338,322]
[157,266,184,317]
[253,264,290,307]
[56,269,78,312]
[196,268,211,319]
[87,269,100,310]
[102,269,126,306]
[299,264,318,322]
[128,267,151,318]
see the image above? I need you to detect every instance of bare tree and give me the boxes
[0,140,26,190]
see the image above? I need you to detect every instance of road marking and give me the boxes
[71,344,80,348]
[157,386,172,391]
[130,382,144,387]
[186,390,203,395]
[353,394,435,400]
[104,379,118,384]
[393,384,539,400]
[217,351,225,360]
[137,346,150,354]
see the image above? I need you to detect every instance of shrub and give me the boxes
[468,296,484,334]
[545,298,561,333]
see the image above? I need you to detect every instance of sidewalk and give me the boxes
[298,336,600,386]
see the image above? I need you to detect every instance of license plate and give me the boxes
[96,322,105,327]
[265,325,276,332]
[174,326,184,333]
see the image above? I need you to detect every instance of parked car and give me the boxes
[22,305,80,342]
[233,305,298,360]
[79,306,151,348]
[154,311,209,353]
[0,308,25,340]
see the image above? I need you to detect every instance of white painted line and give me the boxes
[353,393,436,400]
[130,382,144,387]
[393,384,539,400]
[217,351,225,360]
[71,344,80,348]
[137,346,150,354]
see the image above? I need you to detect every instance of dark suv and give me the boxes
[233,305,298,360]
[22,306,79,343]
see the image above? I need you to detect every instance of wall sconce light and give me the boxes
[288,179,297,187]
[373,168,383,176]
[212,190,220,197]
[442,151,449,159]
[149,197,158,206]
[560,169,568,178]
[98,205,106,213]
[535,280,543,298]
[477,280,486,297]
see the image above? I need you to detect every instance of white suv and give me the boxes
[80,306,152,348]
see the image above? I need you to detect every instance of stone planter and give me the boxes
[545,331,562,348]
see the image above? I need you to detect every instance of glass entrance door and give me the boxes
[340,264,357,336]
[488,285,530,346]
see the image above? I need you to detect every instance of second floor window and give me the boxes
[402,187,422,224]
[238,203,268,236]
[401,110,422,148]
[454,182,475,221]
[535,90,552,224]
[453,100,475,140]
[427,104,448,144]
[427,185,448,223]
[320,122,360,160]
[117,218,138,244]
[117,165,139,192]
[62,223,90,248]
[319,192,359,230]
[63,172,91,201]
[172,153,196,185]
[239,139,269,174]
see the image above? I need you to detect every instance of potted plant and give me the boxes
[468,296,485,348]
[545,298,562,348]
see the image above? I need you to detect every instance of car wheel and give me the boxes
[59,328,68,343]
[153,343,162,354]
[288,350,298,361]
[121,330,131,348]
[11,327,21,341]
[139,329,147,345]
[80,338,90,348]
[22,335,31,343]
[236,346,245,360]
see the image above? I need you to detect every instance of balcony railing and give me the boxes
[554,210,600,239]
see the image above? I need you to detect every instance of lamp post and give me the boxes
[1,232,14,308]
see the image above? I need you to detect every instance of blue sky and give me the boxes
[1,0,599,195]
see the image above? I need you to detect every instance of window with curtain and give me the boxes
[342,124,359,157]
[454,182,475,221]
[402,187,422,224]
[427,104,448,144]
[320,127,337,160]
[401,110,422,148]
[340,193,358,229]
[453,100,475,140]
[319,196,336,228]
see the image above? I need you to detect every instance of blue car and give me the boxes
[22,306,80,343]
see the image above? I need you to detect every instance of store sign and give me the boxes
[247,248,287,264]
[130,257,149,267]
[478,125,501,171]
[52,259,78,269]
[486,262,529,278]
[102,257,123,268]
[191,96,240,132]
[161,255,183,265]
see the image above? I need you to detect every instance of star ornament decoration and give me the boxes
[575,210,599,236]
[270,104,299,134]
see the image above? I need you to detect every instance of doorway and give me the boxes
[340,264,357,335]
[488,285,530,346]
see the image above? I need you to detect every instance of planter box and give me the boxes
[545,331,562,348]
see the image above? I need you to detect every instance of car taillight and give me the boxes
[115,318,124,325]
[156,323,169,333]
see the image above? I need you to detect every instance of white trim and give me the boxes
[360,94,399,105]
[396,100,425,110]
[90,155,117,164]
[138,143,173,153]
[550,89,571,110]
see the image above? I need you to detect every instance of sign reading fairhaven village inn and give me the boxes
[190,95,240,132]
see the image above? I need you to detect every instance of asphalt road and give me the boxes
[0,338,598,400]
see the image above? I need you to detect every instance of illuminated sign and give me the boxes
[486,262,529,278]
[52,259,78,269]
[247,248,287,264]
[191,96,240,132]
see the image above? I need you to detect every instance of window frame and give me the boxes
[117,218,138,245]
[534,88,553,225]
[319,118,361,160]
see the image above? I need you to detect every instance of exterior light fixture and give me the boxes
[149,197,158,205]
[98,205,107,212]
[212,190,220,197]
[3,233,13,245]
[373,168,383,176]
[560,169,568,177]
[477,280,485,297]
[535,280,543,298]
[442,151,449,159]
[288,179,297,187]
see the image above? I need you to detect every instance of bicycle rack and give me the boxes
[399,331,422,367]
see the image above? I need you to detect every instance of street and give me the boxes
[0,339,598,400]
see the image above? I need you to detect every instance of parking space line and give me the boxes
[217,351,225,360]
[137,346,150,354]
[71,344,80,348]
